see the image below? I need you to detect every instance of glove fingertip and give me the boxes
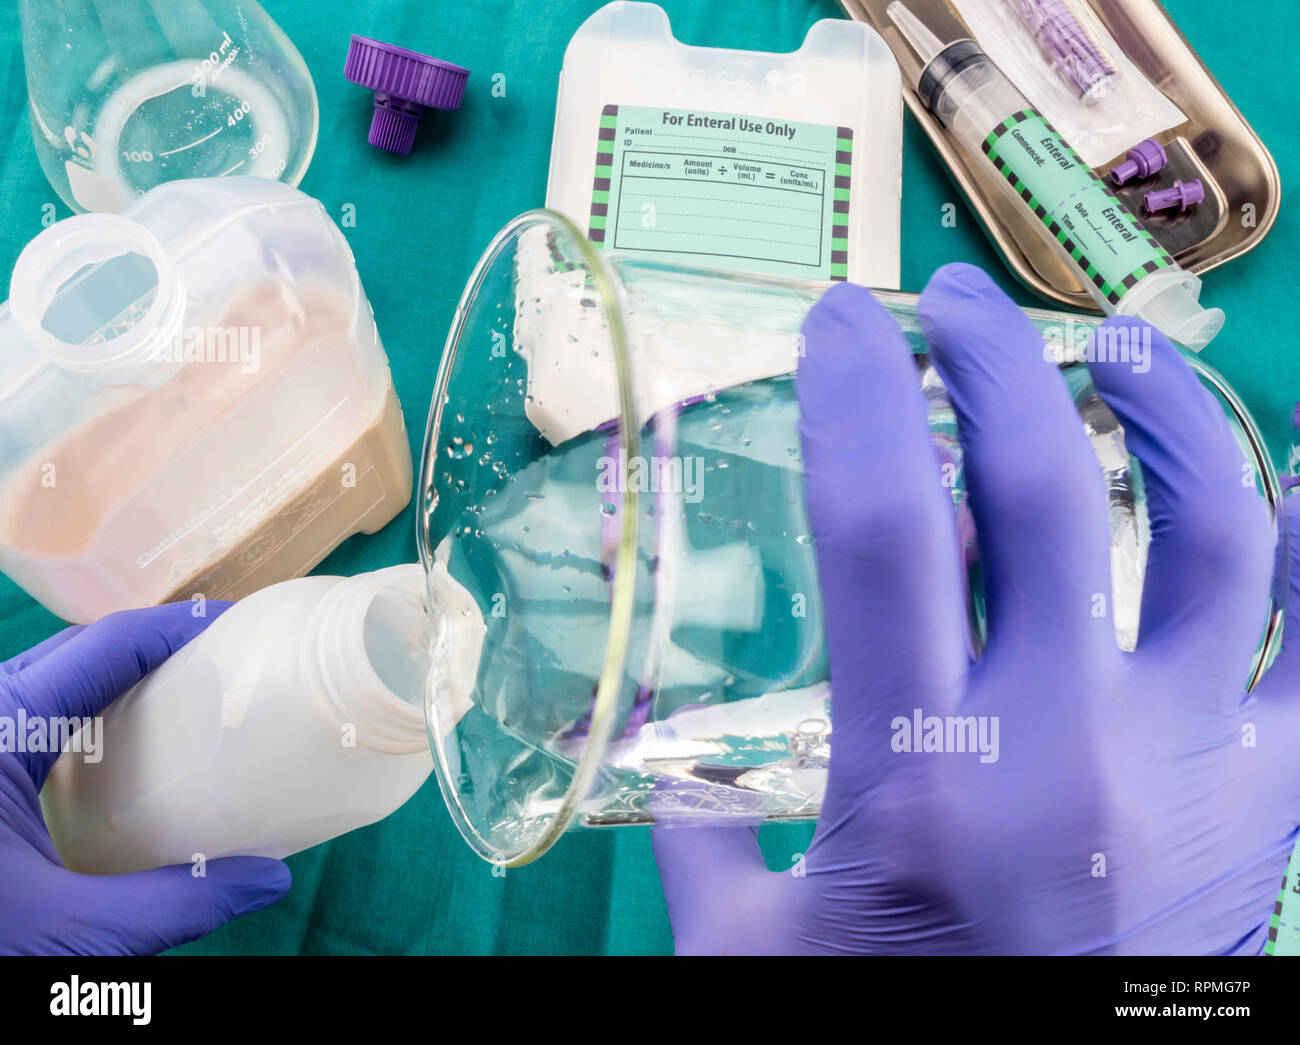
[800,282,891,379]
[921,261,1001,301]
[1085,315,1177,389]
[918,263,1013,325]
[917,263,1042,372]
[202,855,293,916]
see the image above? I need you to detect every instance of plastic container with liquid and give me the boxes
[41,562,485,875]
[0,177,413,623]
[19,0,318,214]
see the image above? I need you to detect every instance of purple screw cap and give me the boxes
[1145,178,1204,215]
[1110,137,1168,185]
[344,35,469,155]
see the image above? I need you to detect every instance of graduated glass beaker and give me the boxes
[20,0,318,213]
[418,209,1285,866]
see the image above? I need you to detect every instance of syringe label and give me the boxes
[981,109,1172,305]
[1267,844,1300,955]
[588,104,851,281]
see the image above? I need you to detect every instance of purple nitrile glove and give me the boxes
[653,262,1300,955]
[0,603,291,955]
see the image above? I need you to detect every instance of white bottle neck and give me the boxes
[304,564,432,755]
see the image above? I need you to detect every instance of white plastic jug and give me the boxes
[41,562,484,875]
[0,177,413,623]
[19,0,318,213]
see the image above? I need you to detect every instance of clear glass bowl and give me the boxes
[418,209,1286,866]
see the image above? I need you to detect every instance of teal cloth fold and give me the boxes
[0,0,1295,954]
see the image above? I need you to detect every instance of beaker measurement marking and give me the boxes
[191,32,237,88]
[219,159,246,176]
[158,126,223,157]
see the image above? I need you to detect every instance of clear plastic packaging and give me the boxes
[949,0,1185,166]
[0,177,412,623]
[20,0,318,213]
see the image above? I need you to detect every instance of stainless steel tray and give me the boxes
[839,0,1281,311]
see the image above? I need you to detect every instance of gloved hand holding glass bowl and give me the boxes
[654,263,1300,956]
[4,263,1298,955]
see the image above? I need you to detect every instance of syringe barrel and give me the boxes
[924,48,1032,153]
[924,54,1220,349]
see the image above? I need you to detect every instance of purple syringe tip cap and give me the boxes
[1145,178,1204,215]
[1110,138,1168,185]
[344,35,469,155]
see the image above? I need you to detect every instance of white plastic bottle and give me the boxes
[41,562,484,875]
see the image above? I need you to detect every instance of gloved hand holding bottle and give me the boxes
[0,603,290,955]
[654,263,1300,955]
